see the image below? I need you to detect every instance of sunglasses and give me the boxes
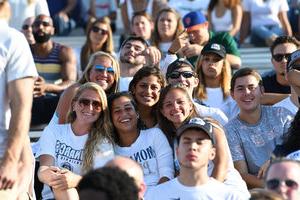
[266,179,299,190]
[91,26,108,35]
[22,24,32,30]
[33,21,51,27]
[273,53,291,62]
[168,71,195,79]
[78,98,101,111]
[94,65,114,74]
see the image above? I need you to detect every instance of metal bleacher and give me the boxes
[29,35,273,141]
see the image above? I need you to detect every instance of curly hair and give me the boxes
[68,82,113,173]
[78,167,139,200]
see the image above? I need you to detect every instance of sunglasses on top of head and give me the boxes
[272,53,291,62]
[168,71,195,79]
[91,26,109,35]
[78,98,101,111]
[266,178,299,190]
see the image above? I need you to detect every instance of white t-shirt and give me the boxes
[0,20,38,157]
[168,0,209,16]
[37,123,114,199]
[145,177,246,200]
[193,101,228,126]
[9,0,50,30]
[211,8,233,32]
[202,87,239,120]
[242,0,289,28]
[114,128,174,188]
[119,76,133,92]
[274,96,298,115]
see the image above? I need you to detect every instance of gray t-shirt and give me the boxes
[225,105,293,175]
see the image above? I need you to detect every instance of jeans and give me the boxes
[251,24,284,46]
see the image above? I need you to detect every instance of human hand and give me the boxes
[49,169,81,190]
[257,159,270,179]
[168,29,190,54]
[143,46,161,65]
[33,76,47,97]
[0,160,18,190]
[58,11,69,22]
[181,43,203,58]
[38,166,61,184]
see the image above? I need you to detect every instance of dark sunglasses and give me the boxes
[266,179,298,190]
[91,26,108,35]
[273,53,291,62]
[78,98,101,111]
[168,71,195,79]
[94,65,114,74]
[22,24,32,30]
[33,21,51,27]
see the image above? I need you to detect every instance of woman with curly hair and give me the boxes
[37,82,114,200]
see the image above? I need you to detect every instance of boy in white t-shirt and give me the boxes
[146,117,246,200]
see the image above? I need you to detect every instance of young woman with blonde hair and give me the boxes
[37,82,114,200]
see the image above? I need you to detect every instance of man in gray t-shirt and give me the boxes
[225,68,293,189]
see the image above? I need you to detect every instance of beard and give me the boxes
[33,32,51,43]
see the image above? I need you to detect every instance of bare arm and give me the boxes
[207,10,213,31]
[261,93,289,105]
[227,54,241,69]
[211,125,229,182]
[234,160,264,189]
[56,84,80,124]
[121,3,130,34]
[239,11,251,44]
[0,77,35,190]
[44,46,76,93]
[278,11,292,36]
[229,5,242,37]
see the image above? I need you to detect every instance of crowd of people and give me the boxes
[2,0,300,200]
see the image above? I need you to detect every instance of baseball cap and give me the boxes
[287,49,300,71]
[287,150,300,161]
[176,117,215,144]
[183,11,207,32]
[202,43,226,58]
[166,58,194,77]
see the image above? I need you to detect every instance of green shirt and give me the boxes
[188,31,240,67]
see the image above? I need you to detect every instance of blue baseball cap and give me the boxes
[183,11,207,32]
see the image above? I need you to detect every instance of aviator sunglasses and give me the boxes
[266,178,299,190]
[78,98,101,111]
[91,26,108,35]
[94,65,114,74]
[272,53,291,62]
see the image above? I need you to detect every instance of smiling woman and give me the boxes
[129,66,166,128]
[108,91,174,191]
[52,51,120,124]
[37,82,114,200]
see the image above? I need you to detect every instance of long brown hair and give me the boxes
[194,56,231,100]
[153,8,184,47]
[78,51,120,96]
[68,82,113,173]
[80,17,114,71]
[157,84,197,145]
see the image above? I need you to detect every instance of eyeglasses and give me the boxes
[94,65,114,74]
[168,71,195,79]
[266,179,299,190]
[22,24,32,30]
[91,26,108,35]
[78,98,101,111]
[273,53,291,62]
[33,21,51,28]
